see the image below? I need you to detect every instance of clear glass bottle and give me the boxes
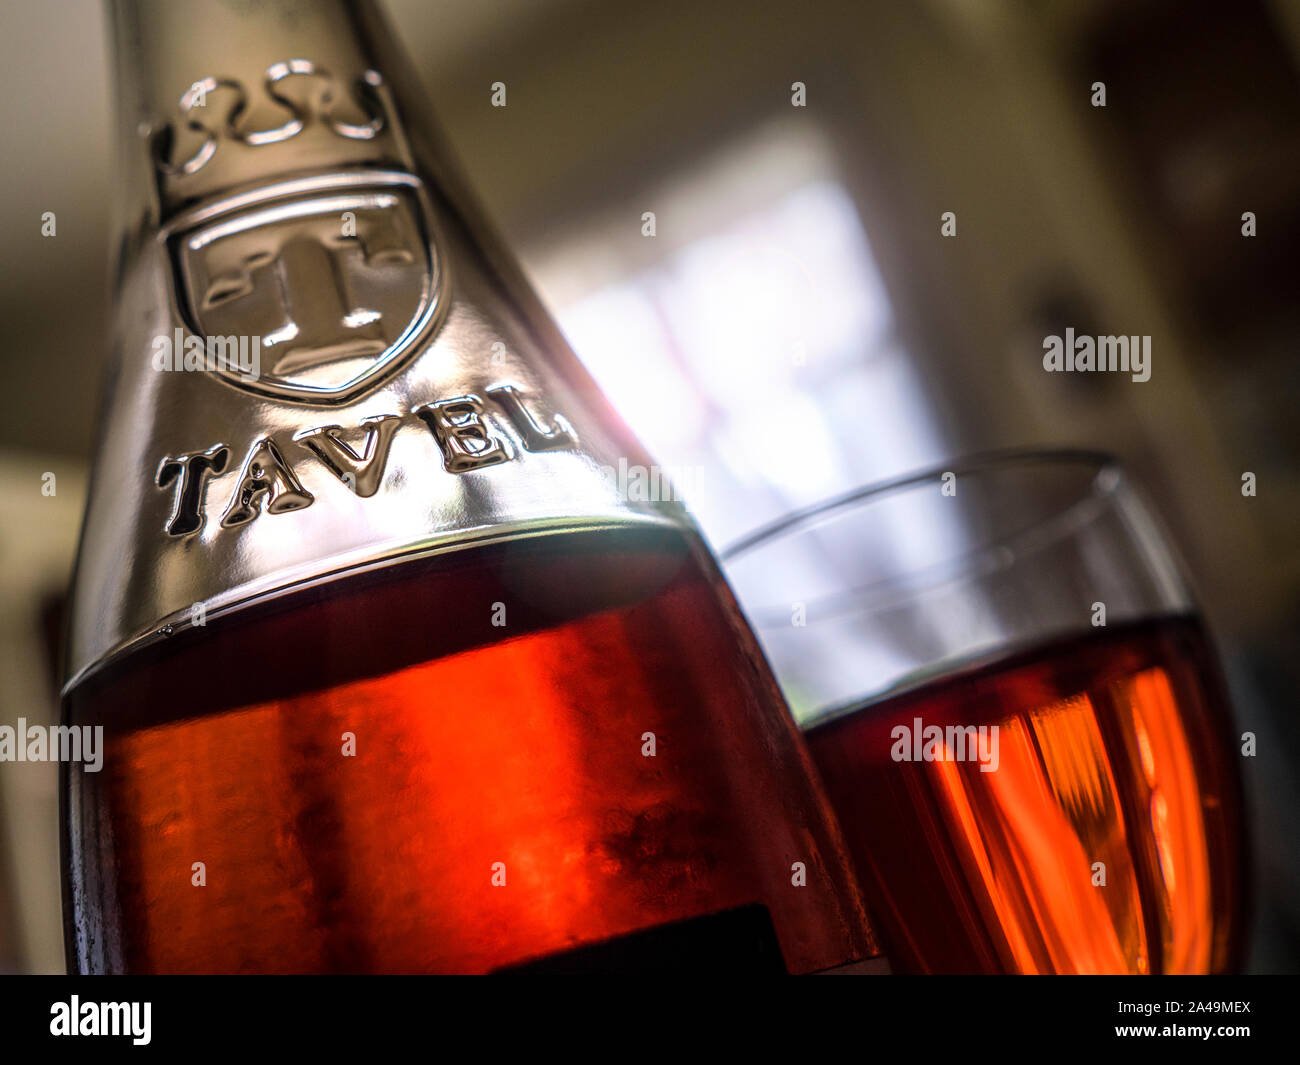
[61,0,876,974]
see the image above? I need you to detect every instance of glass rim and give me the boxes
[721,447,1122,562]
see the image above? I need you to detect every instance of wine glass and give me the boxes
[723,449,1247,974]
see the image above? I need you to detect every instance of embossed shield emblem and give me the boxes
[171,177,443,404]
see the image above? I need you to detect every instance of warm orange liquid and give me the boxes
[64,526,874,973]
[805,617,1245,974]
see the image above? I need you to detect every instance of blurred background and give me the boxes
[0,0,1297,972]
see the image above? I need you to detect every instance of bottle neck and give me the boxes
[108,0,411,223]
[71,0,677,692]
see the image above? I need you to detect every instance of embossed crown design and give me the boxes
[151,60,412,209]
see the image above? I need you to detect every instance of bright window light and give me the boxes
[527,121,948,549]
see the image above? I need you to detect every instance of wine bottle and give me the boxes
[62,0,877,974]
